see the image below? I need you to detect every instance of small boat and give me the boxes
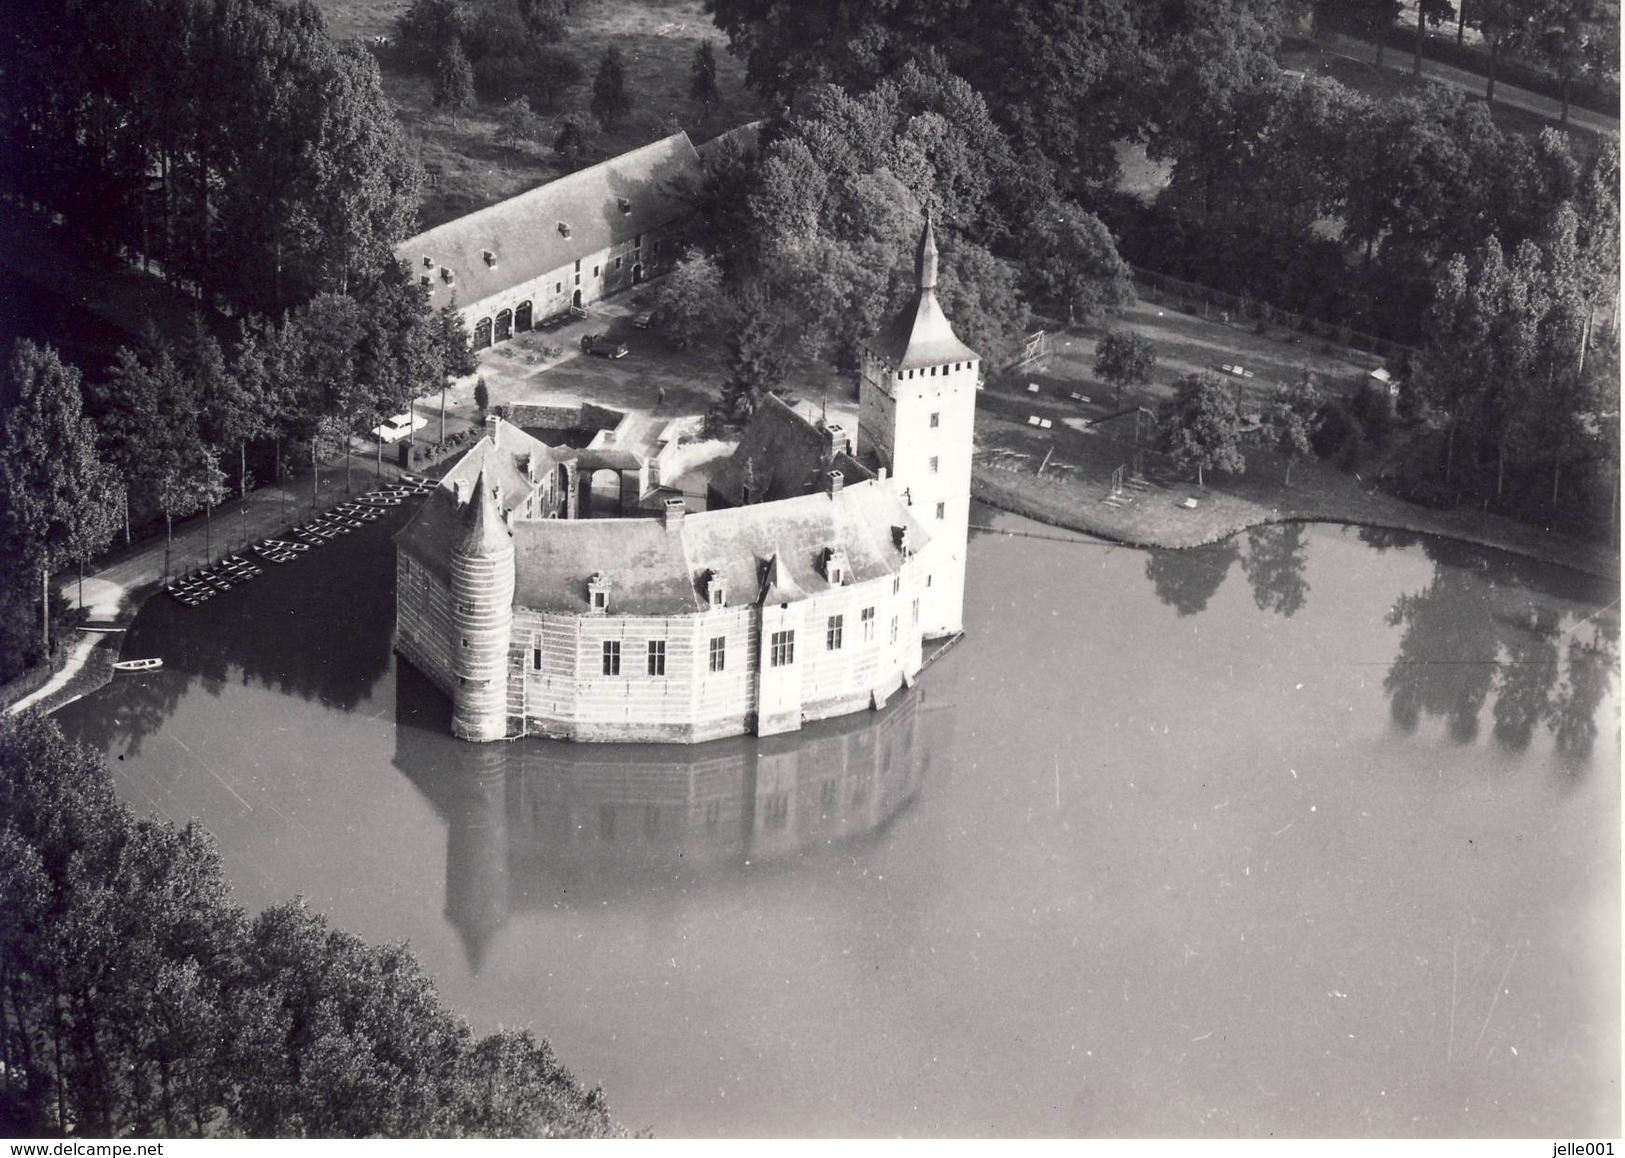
[112,658,163,672]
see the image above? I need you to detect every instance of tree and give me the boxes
[1094,331,1156,402]
[690,40,720,118]
[553,119,588,168]
[1159,371,1246,487]
[1321,0,1405,65]
[435,39,476,124]
[1022,200,1134,324]
[397,0,468,71]
[1414,0,1458,74]
[0,712,623,1137]
[1264,372,1324,485]
[473,378,489,416]
[1468,0,1538,103]
[590,47,631,131]
[652,249,729,348]
[1527,0,1617,124]
[494,96,543,150]
[515,0,568,42]
[0,342,122,659]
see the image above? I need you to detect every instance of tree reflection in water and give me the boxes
[1241,523,1310,617]
[1382,538,1618,760]
[1144,537,1241,616]
[68,513,405,754]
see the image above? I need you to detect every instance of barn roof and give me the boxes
[398,132,704,313]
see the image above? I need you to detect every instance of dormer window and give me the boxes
[823,548,849,586]
[617,197,631,214]
[441,267,455,285]
[422,255,434,268]
[558,222,571,237]
[893,526,916,559]
[707,570,727,608]
[420,274,432,288]
[587,571,611,613]
[482,250,497,268]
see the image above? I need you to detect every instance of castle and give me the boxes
[393,217,977,743]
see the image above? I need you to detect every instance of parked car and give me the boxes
[371,411,427,443]
[632,309,660,330]
[580,333,629,358]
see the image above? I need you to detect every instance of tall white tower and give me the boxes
[857,214,979,638]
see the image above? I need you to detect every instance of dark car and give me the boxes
[580,333,629,358]
[632,309,659,330]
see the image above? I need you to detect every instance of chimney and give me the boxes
[485,412,501,442]
[877,466,888,481]
[825,469,844,496]
[663,496,686,529]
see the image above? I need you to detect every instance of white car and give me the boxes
[371,412,427,443]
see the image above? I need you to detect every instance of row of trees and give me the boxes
[0,711,621,1137]
[1126,73,1617,349]
[1,0,421,316]
[0,268,476,681]
[1318,0,1617,120]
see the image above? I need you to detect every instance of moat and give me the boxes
[55,503,1620,1137]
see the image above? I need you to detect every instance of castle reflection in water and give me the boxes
[391,660,960,970]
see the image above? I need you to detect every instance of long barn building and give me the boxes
[394,217,977,743]
[398,131,704,351]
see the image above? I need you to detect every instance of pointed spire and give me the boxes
[455,463,511,556]
[916,209,938,291]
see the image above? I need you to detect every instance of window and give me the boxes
[602,640,621,676]
[593,265,601,277]
[927,573,933,587]
[574,259,581,271]
[770,629,795,667]
[929,456,939,474]
[591,590,607,611]
[861,607,876,642]
[531,635,543,671]
[889,616,898,644]
[615,256,623,270]
[555,281,562,293]
[912,598,919,625]
[709,635,726,672]
[929,411,940,428]
[461,637,470,649]
[575,272,581,285]
[936,501,946,520]
[893,577,901,595]
[457,599,473,614]
[647,639,666,676]
[826,614,844,651]
[635,233,644,249]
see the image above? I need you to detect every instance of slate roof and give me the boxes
[863,214,978,372]
[708,393,874,507]
[397,132,704,311]
[396,421,566,579]
[511,479,927,616]
[456,465,512,556]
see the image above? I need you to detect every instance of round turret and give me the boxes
[450,465,516,742]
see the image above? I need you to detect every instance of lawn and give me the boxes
[314,0,768,231]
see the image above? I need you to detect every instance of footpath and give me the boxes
[4,452,436,717]
[1320,30,1619,136]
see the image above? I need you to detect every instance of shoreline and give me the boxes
[972,461,1620,583]
[7,454,1617,723]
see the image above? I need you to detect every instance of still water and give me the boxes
[55,506,1620,1137]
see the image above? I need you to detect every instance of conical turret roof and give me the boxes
[455,464,512,556]
[864,211,977,372]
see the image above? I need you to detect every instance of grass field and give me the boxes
[315,0,767,231]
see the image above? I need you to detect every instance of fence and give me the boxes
[1130,266,1418,365]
